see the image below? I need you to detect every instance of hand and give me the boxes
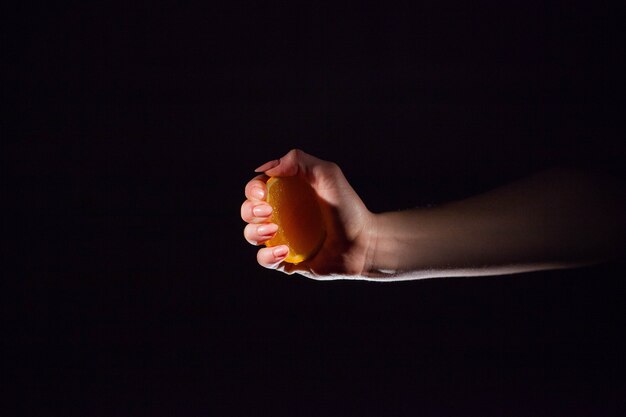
[240,149,376,279]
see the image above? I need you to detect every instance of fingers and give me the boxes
[243,223,278,246]
[255,149,329,178]
[241,174,272,223]
[240,199,273,224]
[248,149,336,275]
[254,159,279,173]
[256,245,289,268]
[244,174,268,201]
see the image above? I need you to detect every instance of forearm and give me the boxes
[365,168,626,280]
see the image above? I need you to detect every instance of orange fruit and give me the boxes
[264,176,326,264]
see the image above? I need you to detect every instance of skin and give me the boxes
[241,149,626,281]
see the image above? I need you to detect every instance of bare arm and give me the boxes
[366,168,626,280]
[243,150,626,281]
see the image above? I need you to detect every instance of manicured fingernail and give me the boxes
[254,159,280,172]
[253,204,272,217]
[257,223,278,236]
[273,246,288,258]
[251,186,265,200]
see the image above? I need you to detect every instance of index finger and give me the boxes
[245,174,269,201]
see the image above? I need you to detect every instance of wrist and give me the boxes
[360,211,380,276]
[361,211,406,277]
[365,209,435,276]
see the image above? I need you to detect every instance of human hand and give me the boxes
[240,149,376,279]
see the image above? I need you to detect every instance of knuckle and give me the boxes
[244,179,256,192]
[240,201,249,219]
[243,225,254,243]
[327,161,340,171]
[244,183,254,198]
[245,225,263,246]
[256,249,270,267]
[325,161,341,174]
[288,148,304,160]
[245,180,266,200]
[240,200,252,221]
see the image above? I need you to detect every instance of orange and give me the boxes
[264,176,326,264]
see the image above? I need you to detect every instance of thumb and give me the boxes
[255,149,325,178]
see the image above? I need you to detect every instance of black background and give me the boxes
[5,1,626,416]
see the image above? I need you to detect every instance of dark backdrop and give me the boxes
[6,2,626,416]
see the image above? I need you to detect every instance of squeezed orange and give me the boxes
[264,176,326,264]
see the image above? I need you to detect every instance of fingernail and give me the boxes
[273,246,288,258]
[257,223,278,236]
[254,159,280,172]
[251,186,265,200]
[253,204,272,217]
